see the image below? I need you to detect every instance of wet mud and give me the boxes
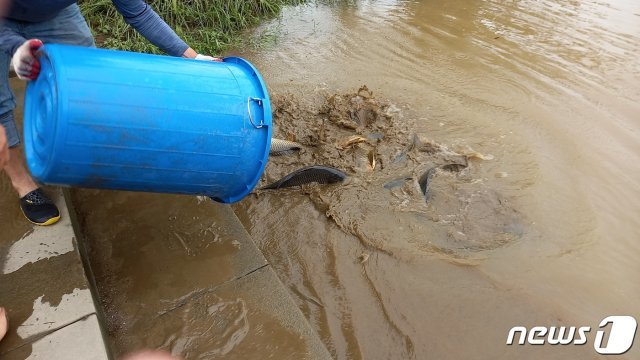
[242,87,525,260]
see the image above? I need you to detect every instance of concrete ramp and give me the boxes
[68,189,331,359]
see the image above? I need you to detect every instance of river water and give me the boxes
[231,0,640,358]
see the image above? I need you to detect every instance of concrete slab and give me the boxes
[0,189,102,356]
[69,189,268,306]
[107,266,332,359]
[70,189,331,358]
[2,314,109,360]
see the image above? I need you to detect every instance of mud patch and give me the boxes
[240,87,526,259]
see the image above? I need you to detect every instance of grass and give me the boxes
[79,0,305,56]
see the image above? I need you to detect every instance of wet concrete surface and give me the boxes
[70,189,331,359]
[2,315,107,360]
[0,187,108,359]
[133,266,328,359]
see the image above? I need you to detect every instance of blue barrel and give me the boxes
[24,44,271,203]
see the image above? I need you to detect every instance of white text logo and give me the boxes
[506,316,637,355]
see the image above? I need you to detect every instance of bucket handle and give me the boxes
[247,97,265,129]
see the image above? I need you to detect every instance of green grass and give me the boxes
[79,0,304,55]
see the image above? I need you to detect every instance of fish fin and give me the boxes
[270,149,300,156]
[418,167,438,197]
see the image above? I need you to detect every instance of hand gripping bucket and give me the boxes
[24,44,271,203]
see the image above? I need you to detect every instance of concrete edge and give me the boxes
[223,208,333,358]
[63,189,330,358]
[62,188,115,360]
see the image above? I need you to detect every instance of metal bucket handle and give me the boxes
[247,97,265,128]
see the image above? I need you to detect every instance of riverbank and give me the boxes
[79,0,303,55]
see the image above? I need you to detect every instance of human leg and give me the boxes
[1,4,95,225]
[0,20,40,198]
[3,146,37,197]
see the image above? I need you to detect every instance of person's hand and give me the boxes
[12,39,44,80]
[182,47,222,62]
[194,54,223,62]
[0,126,9,169]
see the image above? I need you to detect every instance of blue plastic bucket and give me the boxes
[24,44,271,203]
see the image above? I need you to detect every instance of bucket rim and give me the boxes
[216,56,272,203]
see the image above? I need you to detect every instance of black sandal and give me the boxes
[19,188,61,226]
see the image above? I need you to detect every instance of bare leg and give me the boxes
[0,307,7,341]
[3,147,37,197]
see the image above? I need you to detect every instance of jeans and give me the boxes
[0,3,94,147]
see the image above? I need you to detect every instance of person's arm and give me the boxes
[2,24,46,81]
[111,0,213,59]
[0,25,27,55]
[0,126,9,169]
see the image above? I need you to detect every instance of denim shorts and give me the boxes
[0,111,19,147]
[0,3,95,147]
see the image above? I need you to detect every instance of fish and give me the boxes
[418,161,468,199]
[418,166,439,198]
[270,138,303,156]
[383,177,412,189]
[411,133,442,153]
[261,165,347,190]
[440,163,467,172]
[391,151,407,164]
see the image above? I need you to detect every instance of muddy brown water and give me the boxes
[234,0,640,358]
[67,0,639,359]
